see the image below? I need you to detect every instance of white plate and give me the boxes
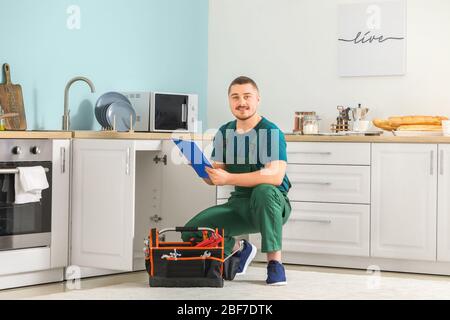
[393,130,443,137]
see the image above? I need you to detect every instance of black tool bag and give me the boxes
[223,254,240,281]
[144,227,225,288]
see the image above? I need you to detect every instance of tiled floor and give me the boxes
[1,262,450,300]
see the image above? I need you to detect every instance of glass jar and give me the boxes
[294,111,316,134]
[302,115,320,134]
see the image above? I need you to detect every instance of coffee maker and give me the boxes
[350,104,369,122]
[330,106,351,133]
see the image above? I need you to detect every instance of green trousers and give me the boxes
[181,184,291,256]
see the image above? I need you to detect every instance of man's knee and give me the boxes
[251,184,279,203]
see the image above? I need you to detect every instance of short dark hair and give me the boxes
[228,76,259,95]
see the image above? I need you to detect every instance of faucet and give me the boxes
[63,76,96,130]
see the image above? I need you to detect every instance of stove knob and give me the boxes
[12,146,22,155]
[30,146,41,155]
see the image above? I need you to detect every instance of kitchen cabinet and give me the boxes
[71,139,136,270]
[70,139,216,274]
[371,143,437,261]
[50,139,71,268]
[240,142,372,259]
[437,144,450,261]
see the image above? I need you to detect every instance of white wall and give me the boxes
[207,0,450,133]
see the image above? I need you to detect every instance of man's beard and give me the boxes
[235,109,256,121]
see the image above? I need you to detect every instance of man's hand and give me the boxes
[205,166,231,186]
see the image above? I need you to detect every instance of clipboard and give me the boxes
[172,138,213,179]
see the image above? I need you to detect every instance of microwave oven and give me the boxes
[121,91,198,132]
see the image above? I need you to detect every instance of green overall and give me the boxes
[182,117,292,256]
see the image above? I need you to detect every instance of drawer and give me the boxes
[250,202,370,257]
[287,142,370,165]
[287,164,370,204]
[216,185,234,199]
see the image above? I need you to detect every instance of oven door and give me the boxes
[151,93,189,131]
[0,161,52,250]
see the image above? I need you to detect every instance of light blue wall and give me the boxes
[0,0,208,130]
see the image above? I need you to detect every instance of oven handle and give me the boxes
[0,168,50,174]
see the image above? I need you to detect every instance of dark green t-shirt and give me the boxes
[211,116,291,196]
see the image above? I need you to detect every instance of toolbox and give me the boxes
[144,227,229,288]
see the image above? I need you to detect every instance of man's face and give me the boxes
[228,83,260,121]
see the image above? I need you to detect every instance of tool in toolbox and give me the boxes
[193,229,223,247]
[144,227,242,287]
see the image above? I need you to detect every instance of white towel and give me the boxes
[14,166,49,204]
[19,166,49,192]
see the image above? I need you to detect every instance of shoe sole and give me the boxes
[235,243,257,276]
[267,281,287,286]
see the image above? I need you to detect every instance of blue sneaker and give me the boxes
[235,240,257,276]
[266,260,287,286]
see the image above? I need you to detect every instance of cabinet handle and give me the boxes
[292,181,331,186]
[290,151,332,155]
[298,218,332,224]
[440,150,444,175]
[60,147,66,173]
[430,150,434,175]
[126,148,130,175]
[181,104,187,122]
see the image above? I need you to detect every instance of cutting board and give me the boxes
[0,63,27,130]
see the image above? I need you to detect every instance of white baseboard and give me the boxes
[254,251,450,276]
[0,268,64,291]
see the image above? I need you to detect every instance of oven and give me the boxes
[0,139,52,251]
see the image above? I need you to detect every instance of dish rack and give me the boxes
[99,114,135,133]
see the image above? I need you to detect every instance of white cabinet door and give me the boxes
[71,139,135,271]
[371,143,437,261]
[50,140,71,268]
[437,145,450,261]
[160,140,216,241]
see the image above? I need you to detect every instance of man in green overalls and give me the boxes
[182,76,291,285]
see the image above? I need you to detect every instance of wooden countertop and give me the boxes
[73,130,450,143]
[0,130,72,139]
[2,130,450,143]
[284,134,450,143]
[71,130,212,140]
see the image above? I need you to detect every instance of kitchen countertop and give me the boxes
[285,133,450,143]
[2,130,450,143]
[72,130,450,143]
[71,130,210,140]
[0,130,72,139]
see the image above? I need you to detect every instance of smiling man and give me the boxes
[182,76,292,286]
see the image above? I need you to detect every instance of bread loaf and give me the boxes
[388,115,447,128]
[373,119,396,131]
[396,124,443,131]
